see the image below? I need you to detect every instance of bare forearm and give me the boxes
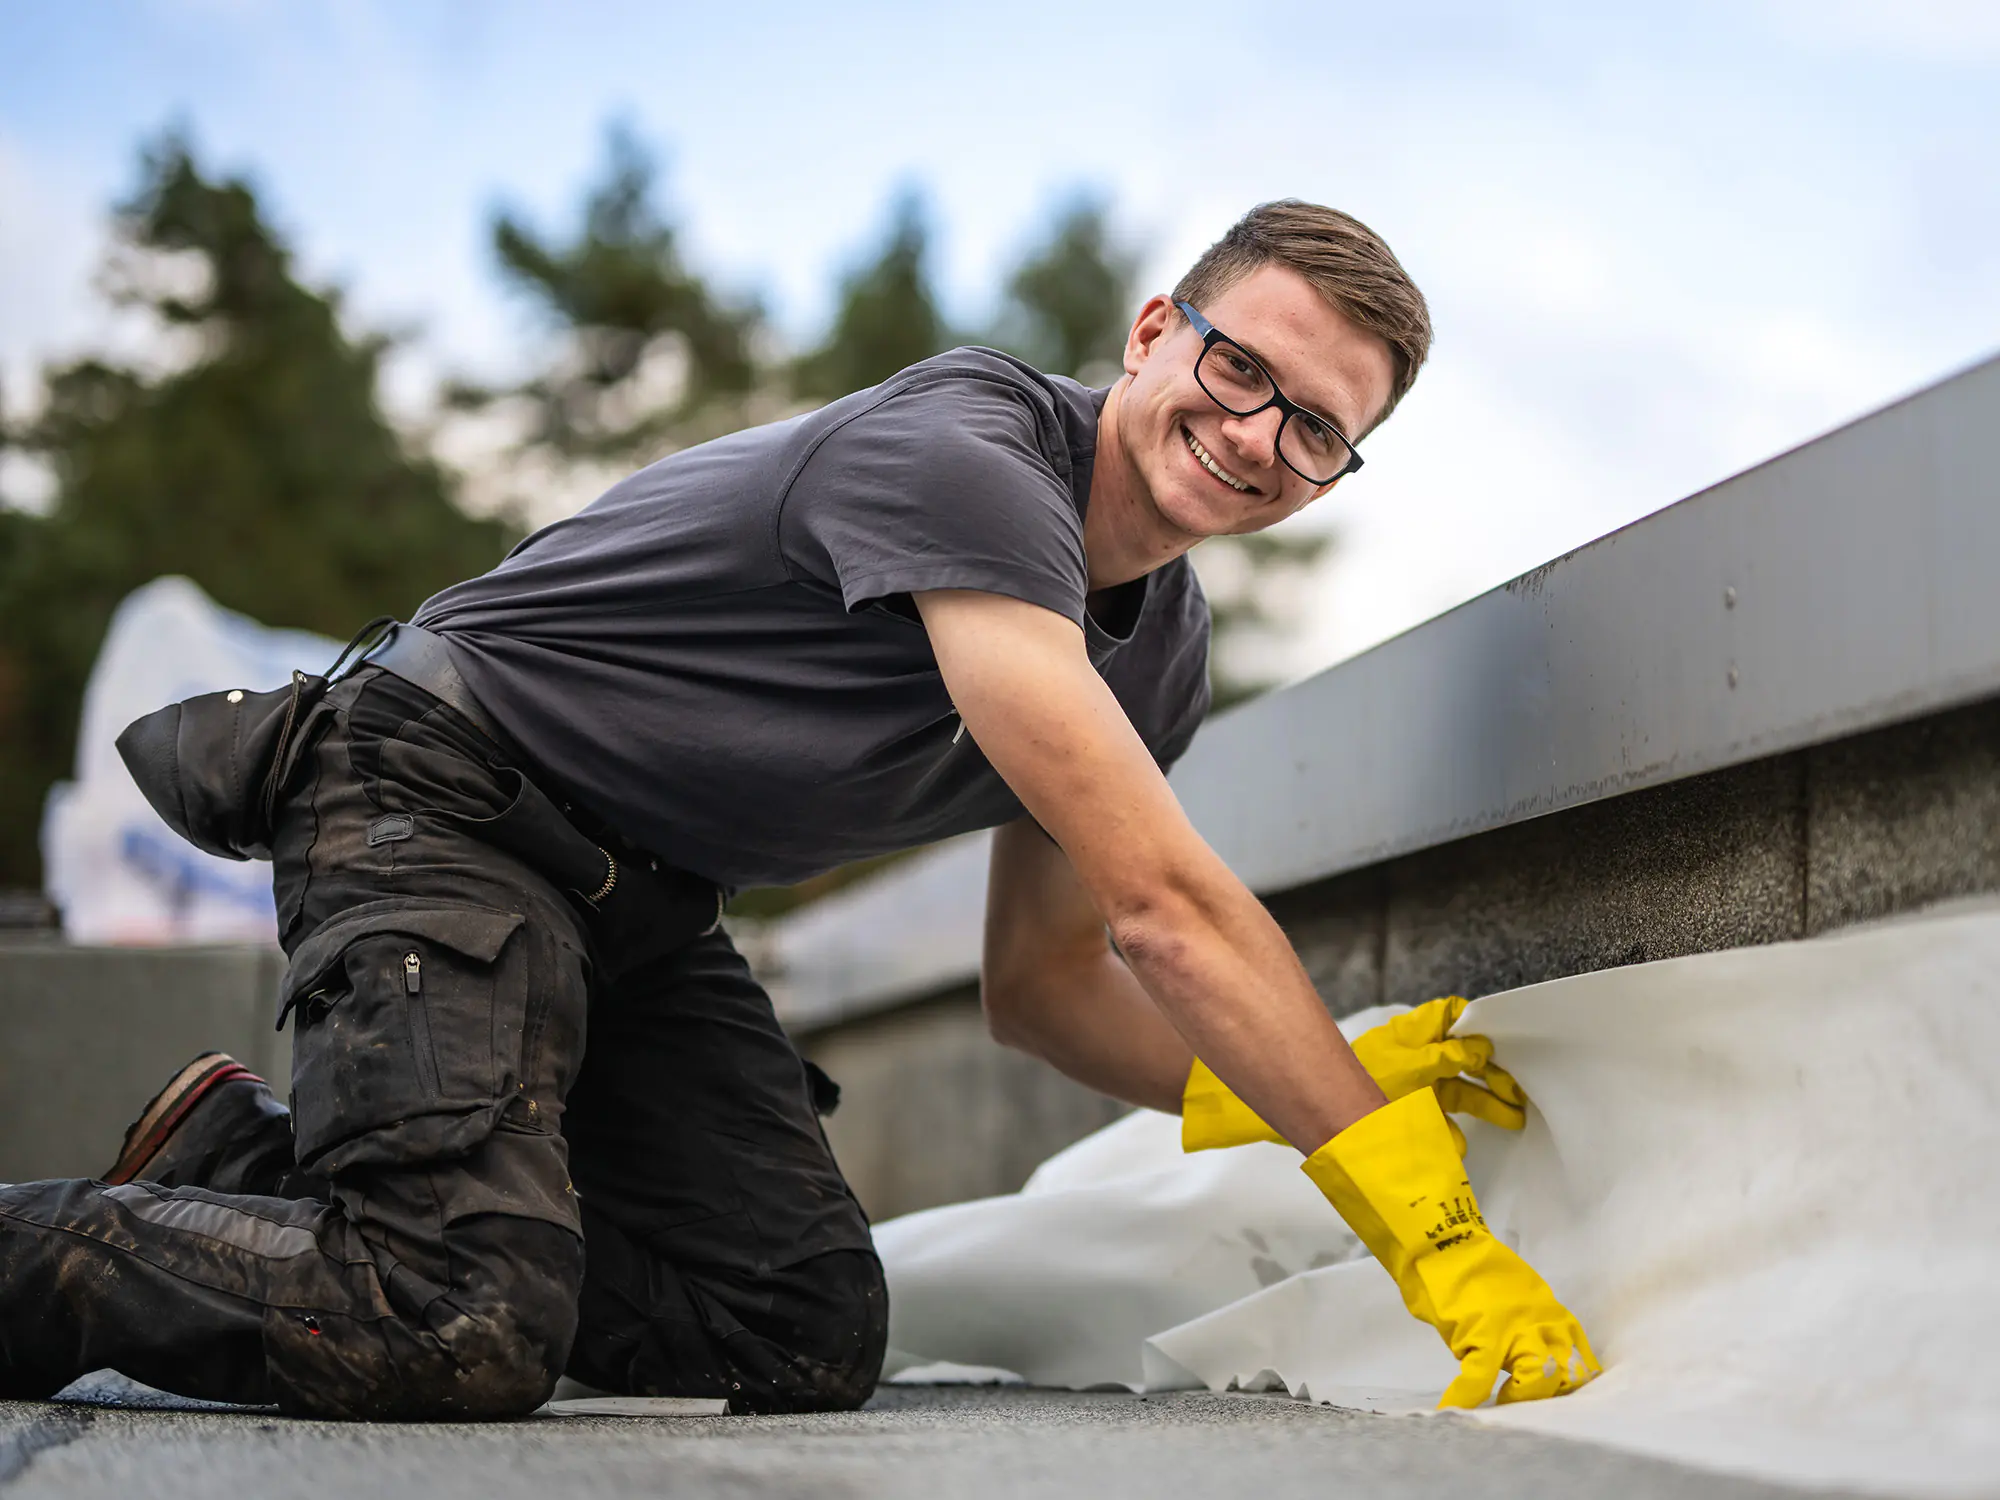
[1110,864,1384,1154]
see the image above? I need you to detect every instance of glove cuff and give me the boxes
[1300,1089,1485,1321]
[1181,1058,1287,1152]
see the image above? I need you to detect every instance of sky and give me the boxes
[3,0,1997,676]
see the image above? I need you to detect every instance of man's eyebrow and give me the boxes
[1228,333,1356,439]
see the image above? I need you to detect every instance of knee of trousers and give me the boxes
[268,1217,584,1422]
[422,1264,580,1420]
[741,1247,890,1415]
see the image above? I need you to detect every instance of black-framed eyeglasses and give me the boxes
[1175,300,1363,488]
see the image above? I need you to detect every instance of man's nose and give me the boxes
[1218,407,1283,469]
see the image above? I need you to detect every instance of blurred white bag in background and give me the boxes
[40,576,339,945]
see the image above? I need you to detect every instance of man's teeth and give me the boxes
[1185,429,1252,492]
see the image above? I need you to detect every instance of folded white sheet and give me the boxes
[876,900,2000,1496]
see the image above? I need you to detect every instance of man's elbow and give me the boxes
[980,934,1098,1058]
[1103,878,1208,983]
[980,970,1042,1055]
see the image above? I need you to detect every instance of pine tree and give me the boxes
[992,196,1138,381]
[0,135,515,887]
[466,124,768,463]
[793,191,952,400]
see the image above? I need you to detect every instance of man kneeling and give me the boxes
[0,200,1591,1417]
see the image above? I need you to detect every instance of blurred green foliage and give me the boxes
[458,125,768,460]
[794,189,951,401]
[0,127,1336,903]
[992,196,1139,381]
[0,137,517,886]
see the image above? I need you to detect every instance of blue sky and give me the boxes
[4,0,1996,670]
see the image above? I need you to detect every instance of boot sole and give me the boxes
[103,1053,263,1185]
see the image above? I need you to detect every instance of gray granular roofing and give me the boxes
[0,1381,1878,1500]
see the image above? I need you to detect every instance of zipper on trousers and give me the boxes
[403,950,441,1101]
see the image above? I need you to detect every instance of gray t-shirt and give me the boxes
[415,347,1211,890]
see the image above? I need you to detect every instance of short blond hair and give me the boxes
[1173,200,1432,432]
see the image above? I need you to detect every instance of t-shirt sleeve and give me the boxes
[778,374,1089,623]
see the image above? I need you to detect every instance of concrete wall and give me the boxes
[0,940,286,1182]
[790,693,2000,1220]
[1273,694,2000,1018]
[799,992,1126,1224]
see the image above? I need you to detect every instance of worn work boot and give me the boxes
[103,1052,305,1197]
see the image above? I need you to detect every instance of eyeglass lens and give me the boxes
[1196,341,1351,484]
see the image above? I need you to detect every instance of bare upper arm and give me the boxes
[915,588,1214,927]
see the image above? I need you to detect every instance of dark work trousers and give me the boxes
[0,668,885,1419]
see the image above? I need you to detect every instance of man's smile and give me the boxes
[1182,425,1257,495]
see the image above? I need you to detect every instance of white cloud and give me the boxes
[0,132,110,407]
[2,0,1993,681]
[1762,0,2000,64]
[1221,24,1995,671]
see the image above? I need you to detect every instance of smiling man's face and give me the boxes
[1115,262,1397,543]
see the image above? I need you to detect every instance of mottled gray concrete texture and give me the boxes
[1380,755,1808,1010]
[1264,868,1385,1019]
[0,941,287,1182]
[802,991,1126,1221]
[1264,759,1810,1016]
[1806,696,2000,933]
[1265,694,2000,1016]
[0,1384,1878,1500]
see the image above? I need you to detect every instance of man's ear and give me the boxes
[1123,294,1178,378]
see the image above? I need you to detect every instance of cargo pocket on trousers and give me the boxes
[280,898,528,1176]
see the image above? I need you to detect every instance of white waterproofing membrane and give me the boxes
[877,900,2000,1496]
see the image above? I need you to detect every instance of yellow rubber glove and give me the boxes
[1302,1088,1600,1408]
[1181,995,1526,1154]
[1354,995,1526,1131]
[1182,1055,1292,1151]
